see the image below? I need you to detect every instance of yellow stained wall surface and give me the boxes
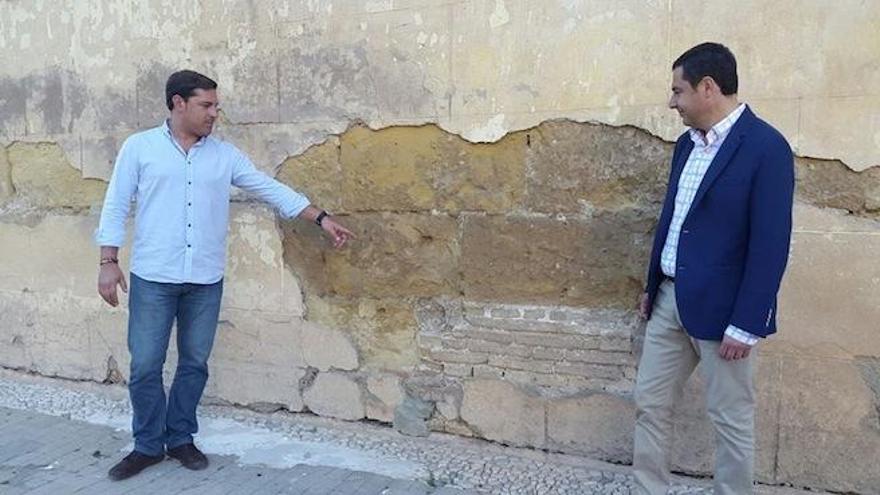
[1,2,879,492]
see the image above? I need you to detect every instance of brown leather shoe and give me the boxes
[167,443,209,470]
[108,451,165,481]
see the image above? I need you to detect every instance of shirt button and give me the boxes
[188,224,192,227]
[187,244,191,248]
[188,202,192,206]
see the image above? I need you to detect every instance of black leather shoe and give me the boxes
[108,451,165,481]
[167,443,209,470]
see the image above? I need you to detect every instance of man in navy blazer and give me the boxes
[632,43,794,495]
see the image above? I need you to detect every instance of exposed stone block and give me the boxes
[511,332,601,350]
[599,336,631,352]
[452,327,516,345]
[276,137,345,214]
[442,363,473,378]
[472,365,504,380]
[304,296,419,371]
[524,121,670,213]
[554,362,623,380]
[301,322,359,371]
[460,209,653,308]
[774,205,880,358]
[487,355,555,374]
[210,310,307,370]
[365,373,404,423]
[547,393,636,463]
[795,156,880,217]
[428,349,489,365]
[460,379,545,448]
[528,347,566,361]
[282,212,459,298]
[393,395,435,437]
[489,307,521,318]
[302,372,365,421]
[464,315,577,334]
[460,339,532,358]
[208,364,305,412]
[339,124,526,213]
[7,142,106,209]
[501,369,618,392]
[522,309,547,320]
[774,356,880,493]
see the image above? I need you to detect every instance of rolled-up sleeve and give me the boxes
[94,137,139,247]
[230,146,310,219]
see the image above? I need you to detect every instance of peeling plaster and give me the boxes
[462,114,507,142]
[234,212,279,266]
[489,0,510,29]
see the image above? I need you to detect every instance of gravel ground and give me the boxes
[0,369,822,495]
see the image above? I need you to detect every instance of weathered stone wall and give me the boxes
[2,2,879,493]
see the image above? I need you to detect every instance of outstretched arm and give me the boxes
[230,148,354,249]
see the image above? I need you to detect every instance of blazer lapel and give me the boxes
[687,106,753,211]
[669,139,694,199]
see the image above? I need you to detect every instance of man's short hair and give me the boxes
[673,43,738,95]
[165,70,218,110]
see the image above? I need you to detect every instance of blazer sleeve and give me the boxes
[727,134,795,336]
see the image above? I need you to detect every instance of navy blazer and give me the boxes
[645,106,795,341]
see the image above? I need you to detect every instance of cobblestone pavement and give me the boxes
[0,370,827,495]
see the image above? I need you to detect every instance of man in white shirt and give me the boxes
[95,70,354,481]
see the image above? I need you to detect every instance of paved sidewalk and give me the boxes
[0,372,833,495]
[0,407,470,495]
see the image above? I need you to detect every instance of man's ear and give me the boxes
[171,94,185,110]
[697,76,717,98]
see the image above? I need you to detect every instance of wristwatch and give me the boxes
[315,210,329,227]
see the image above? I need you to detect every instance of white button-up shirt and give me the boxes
[660,104,758,345]
[95,121,310,284]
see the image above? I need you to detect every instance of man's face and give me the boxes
[176,88,219,137]
[668,67,706,129]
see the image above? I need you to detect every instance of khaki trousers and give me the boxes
[633,279,755,495]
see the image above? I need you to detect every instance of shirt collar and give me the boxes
[689,103,746,147]
[162,118,173,138]
[162,119,207,148]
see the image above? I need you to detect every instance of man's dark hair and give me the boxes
[673,42,738,95]
[165,70,218,110]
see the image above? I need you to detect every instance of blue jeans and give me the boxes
[127,273,223,456]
